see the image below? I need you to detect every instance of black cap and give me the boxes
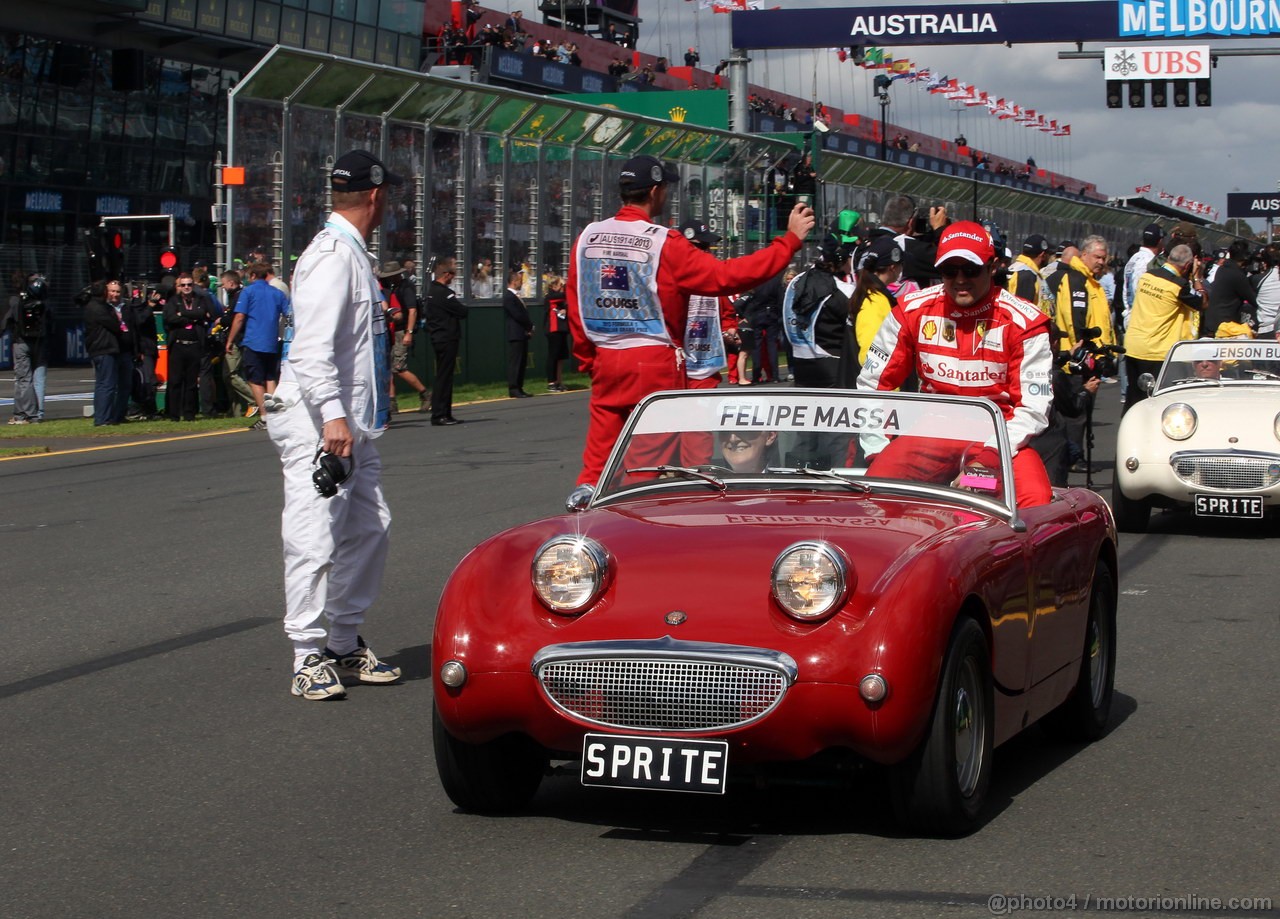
[1056,239,1076,255]
[677,220,721,247]
[618,155,679,193]
[1142,223,1164,245]
[857,234,903,272]
[331,150,404,191]
[1022,234,1050,255]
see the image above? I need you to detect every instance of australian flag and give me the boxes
[600,264,630,290]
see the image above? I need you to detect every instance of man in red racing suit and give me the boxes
[856,221,1054,508]
[567,154,814,494]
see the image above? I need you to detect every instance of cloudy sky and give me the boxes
[518,0,1280,231]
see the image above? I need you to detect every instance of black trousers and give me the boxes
[1123,356,1163,415]
[430,337,460,420]
[166,341,202,420]
[507,338,528,393]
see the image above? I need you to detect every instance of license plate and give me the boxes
[1194,494,1264,518]
[581,733,728,794]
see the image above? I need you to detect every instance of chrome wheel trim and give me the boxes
[953,657,986,798]
[1088,608,1108,709]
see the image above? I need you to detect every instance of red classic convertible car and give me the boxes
[432,389,1118,835]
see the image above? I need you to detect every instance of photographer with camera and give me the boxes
[866,195,948,287]
[1057,325,1123,486]
[1052,235,1116,472]
[3,273,49,424]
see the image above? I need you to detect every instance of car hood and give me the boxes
[438,491,1005,666]
[1121,384,1280,450]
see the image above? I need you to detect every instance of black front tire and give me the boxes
[1042,562,1117,742]
[1111,474,1151,533]
[891,618,993,837]
[433,705,546,813]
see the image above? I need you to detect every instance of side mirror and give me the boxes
[565,483,594,513]
[1138,372,1155,395]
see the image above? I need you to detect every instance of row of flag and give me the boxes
[842,46,1071,138]
[685,0,775,11]
[1135,184,1218,219]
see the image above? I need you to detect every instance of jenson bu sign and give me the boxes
[1104,45,1210,79]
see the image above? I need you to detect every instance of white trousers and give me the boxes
[268,381,391,665]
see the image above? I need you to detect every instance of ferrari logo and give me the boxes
[975,320,987,339]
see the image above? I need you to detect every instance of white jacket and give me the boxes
[282,212,386,436]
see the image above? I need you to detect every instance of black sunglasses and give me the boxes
[938,262,986,279]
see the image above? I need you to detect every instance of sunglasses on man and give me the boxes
[938,262,987,279]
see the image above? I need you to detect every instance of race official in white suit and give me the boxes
[268,149,404,700]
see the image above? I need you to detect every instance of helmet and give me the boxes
[25,275,46,298]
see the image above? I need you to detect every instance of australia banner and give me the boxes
[730,1,1280,49]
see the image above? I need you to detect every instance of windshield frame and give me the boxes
[1156,339,1280,393]
[590,388,1022,526]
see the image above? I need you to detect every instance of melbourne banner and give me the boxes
[729,1,1280,49]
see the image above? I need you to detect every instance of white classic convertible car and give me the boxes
[1112,338,1280,532]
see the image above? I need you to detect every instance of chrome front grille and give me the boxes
[533,638,795,732]
[1171,452,1280,491]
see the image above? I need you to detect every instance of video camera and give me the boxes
[1059,326,1124,380]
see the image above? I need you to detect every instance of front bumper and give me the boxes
[1115,448,1280,506]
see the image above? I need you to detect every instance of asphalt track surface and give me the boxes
[2,384,1277,919]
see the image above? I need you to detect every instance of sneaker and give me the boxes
[325,637,402,685]
[251,419,267,431]
[245,405,259,418]
[418,392,430,413]
[291,653,347,700]
[7,417,29,425]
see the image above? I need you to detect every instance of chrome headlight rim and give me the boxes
[771,539,851,622]
[1161,402,1198,441]
[1274,410,1280,442]
[531,535,610,615]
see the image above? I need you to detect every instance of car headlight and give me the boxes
[1161,403,1197,441]
[532,536,609,614]
[771,541,850,621]
[1274,411,1280,442]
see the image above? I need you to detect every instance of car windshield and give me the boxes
[1157,339,1280,391]
[597,389,1015,512]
